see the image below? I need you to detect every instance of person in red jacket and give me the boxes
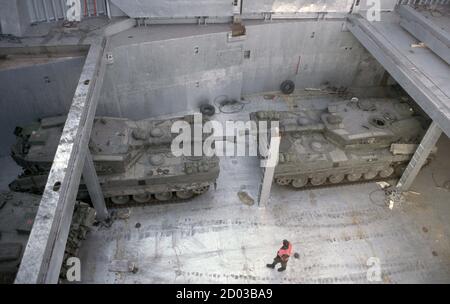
[266,239,293,272]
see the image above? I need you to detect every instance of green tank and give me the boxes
[250,98,430,188]
[10,114,219,205]
[0,191,95,283]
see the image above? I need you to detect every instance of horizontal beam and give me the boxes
[347,15,450,138]
[398,5,450,65]
[14,38,107,284]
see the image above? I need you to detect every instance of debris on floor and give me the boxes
[112,208,131,220]
[109,260,138,273]
[237,191,255,206]
[385,187,406,209]
[411,42,426,48]
[376,181,391,189]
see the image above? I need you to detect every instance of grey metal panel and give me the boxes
[97,32,243,118]
[97,20,387,118]
[110,0,233,18]
[398,5,450,65]
[242,0,353,14]
[240,20,386,94]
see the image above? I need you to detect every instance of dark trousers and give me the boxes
[271,256,287,269]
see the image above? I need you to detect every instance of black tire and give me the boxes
[280,80,295,95]
[200,104,216,116]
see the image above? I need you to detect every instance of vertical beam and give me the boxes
[83,151,109,221]
[397,122,442,191]
[15,39,107,284]
[258,128,280,207]
[105,0,111,19]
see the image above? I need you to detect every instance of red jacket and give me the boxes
[277,243,293,260]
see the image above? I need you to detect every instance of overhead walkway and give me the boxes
[348,5,450,191]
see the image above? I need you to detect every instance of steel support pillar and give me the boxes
[15,38,107,284]
[83,151,109,221]
[258,128,280,207]
[397,122,442,192]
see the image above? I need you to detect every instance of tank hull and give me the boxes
[10,115,220,205]
[250,98,429,189]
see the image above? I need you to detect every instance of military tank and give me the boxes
[250,97,429,189]
[9,114,220,205]
[0,191,95,283]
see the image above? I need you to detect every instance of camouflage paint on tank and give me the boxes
[250,98,430,188]
[10,114,219,204]
[0,191,95,283]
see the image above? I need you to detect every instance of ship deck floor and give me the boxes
[1,94,449,283]
[78,94,450,283]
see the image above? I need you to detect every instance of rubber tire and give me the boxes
[193,185,210,195]
[154,192,173,201]
[292,177,308,188]
[280,80,295,95]
[132,193,151,203]
[310,175,327,186]
[111,195,130,205]
[329,174,344,184]
[276,177,292,186]
[200,104,216,116]
[347,173,362,182]
[175,190,194,199]
[379,167,394,178]
[363,171,378,180]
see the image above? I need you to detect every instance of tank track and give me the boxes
[105,187,211,209]
[9,173,215,209]
[275,175,399,192]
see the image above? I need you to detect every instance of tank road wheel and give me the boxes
[379,167,394,178]
[363,171,378,180]
[154,192,173,201]
[111,195,130,205]
[394,164,407,176]
[176,190,194,199]
[346,173,362,182]
[275,177,293,186]
[132,193,151,203]
[329,174,344,184]
[310,175,327,186]
[193,185,210,195]
[292,176,308,188]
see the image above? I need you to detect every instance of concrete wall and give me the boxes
[97,20,387,119]
[0,0,31,36]
[97,30,244,118]
[0,57,85,156]
[241,21,386,93]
